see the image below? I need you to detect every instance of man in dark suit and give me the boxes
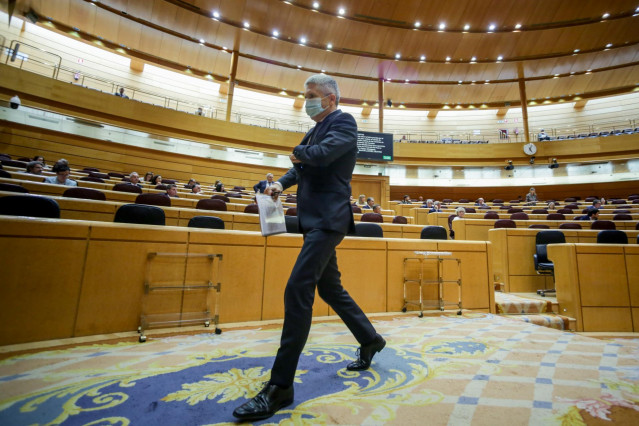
[233,75,385,421]
[253,173,275,193]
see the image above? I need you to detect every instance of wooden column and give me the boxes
[517,63,530,143]
[225,50,239,122]
[378,78,384,132]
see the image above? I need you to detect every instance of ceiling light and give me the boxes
[300,37,307,44]
[199,39,205,44]
[420,55,426,61]
[297,65,301,68]
[463,24,470,30]
[488,24,496,31]
[606,43,612,47]
[445,56,451,61]
[573,48,580,53]
[222,46,227,50]
[439,22,446,30]
[395,53,401,59]
[515,23,522,29]
[602,13,610,19]
[414,21,421,28]
[471,56,476,62]
[212,11,220,19]
[321,69,326,73]
[326,43,332,49]
[458,80,463,84]
[312,2,320,8]
[405,79,409,83]
[497,55,503,61]
[338,7,345,15]
[272,29,279,37]
[243,21,250,28]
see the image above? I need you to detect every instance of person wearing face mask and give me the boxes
[232,74,385,422]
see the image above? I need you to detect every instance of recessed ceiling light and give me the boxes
[606,43,612,47]
[338,7,345,15]
[515,23,522,29]
[485,80,490,83]
[405,79,409,83]
[327,43,333,49]
[243,21,250,28]
[497,55,503,61]
[272,29,279,37]
[445,56,451,61]
[313,2,320,8]
[300,37,307,44]
[212,11,220,19]
[395,53,401,59]
[488,24,496,31]
[414,21,421,28]
[554,73,560,76]
[458,80,463,84]
[420,55,426,61]
[222,46,227,50]
[471,56,476,61]
[463,24,470,31]
[439,22,446,30]
[573,48,580,53]
[199,39,205,44]
[602,12,610,19]
[297,65,301,68]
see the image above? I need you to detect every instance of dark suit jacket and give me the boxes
[278,110,357,234]
[253,180,270,193]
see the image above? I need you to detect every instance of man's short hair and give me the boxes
[592,199,601,206]
[305,74,340,105]
[455,207,466,214]
[166,184,177,190]
[52,162,70,173]
[26,161,42,172]
[587,208,599,217]
[266,173,273,178]
[366,197,374,202]
[130,172,139,177]
[529,187,535,191]
[372,204,381,211]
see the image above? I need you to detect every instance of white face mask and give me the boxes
[305,96,328,117]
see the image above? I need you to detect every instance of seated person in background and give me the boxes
[401,194,412,204]
[44,162,77,186]
[151,175,163,185]
[363,197,375,209]
[191,184,202,194]
[144,172,154,182]
[372,204,382,214]
[417,196,424,202]
[576,209,599,221]
[253,173,275,193]
[423,198,434,209]
[429,201,443,213]
[453,206,466,221]
[600,197,607,205]
[184,178,197,189]
[214,181,225,192]
[475,197,488,207]
[538,129,549,141]
[196,107,204,116]
[547,201,556,210]
[586,199,602,210]
[128,172,143,188]
[165,184,179,198]
[356,194,367,207]
[26,161,43,175]
[114,87,129,99]
[33,155,47,168]
[525,187,538,203]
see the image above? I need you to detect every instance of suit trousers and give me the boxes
[269,228,377,387]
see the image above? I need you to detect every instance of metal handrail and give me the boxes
[6,40,62,79]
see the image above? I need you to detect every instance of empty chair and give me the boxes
[196,199,227,211]
[162,179,177,185]
[63,187,106,201]
[564,197,577,202]
[499,205,511,210]
[464,207,476,213]
[285,196,297,203]
[17,157,31,162]
[529,224,550,229]
[597,230,628,244]
[509,200,520,204]
[611,199,627,204]
[492,199,504,203]
[581,208,590,214]
[83,167,100,172]
[478,205,491,209]
[565,203,579,210]
[494,219,516,229]
[361,212,383,223]
[557,208,573,214]
[112,183,143,194]
[612,214,632,221]
[188,216,224,229]
[1,159,27,168]
[483,211,499,219]
[507,208,523,214]
[0,183,28,193]
[135,193,171,207]
[114,204,165,226]
[628,194,639,200]
[244,203,259,214]
[0,170,11,178]
[392,215,408,224]
[458,198,469,203]
[211,194,230,203]
[585,196,597,202]
[591,220,615,230]
[80,176,105,183]
[534,230,566,297]
[0,195,60,218]
[546,213,566,220]
[442,198,453,203]
[420,226,448,240]
[89,171,110,180]
[108,172,125,178]
[447,214,457,238]
[225,192,242,198]
[155,184,168,190]
[284,215,300,233]
[233,186,245,191]
[613,209,631,214]
[531,209,548,214]
[559,222,582,229]
[510,212,529,220]
[352,222,383,238]
[352,206,362,213]
[286,207,298,216]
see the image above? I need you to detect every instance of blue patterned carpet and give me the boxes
[1,313,639,425]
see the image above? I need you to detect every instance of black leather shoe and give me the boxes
[346,334,386,371]
[232,382,294,421]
